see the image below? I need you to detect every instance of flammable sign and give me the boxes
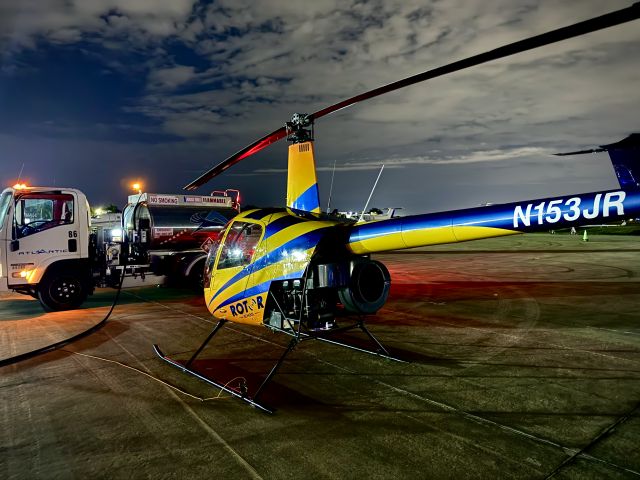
[201,237,214,252]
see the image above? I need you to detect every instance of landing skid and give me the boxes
[272,317,406,363]
[153,342,275,414]
[153,317,404,413]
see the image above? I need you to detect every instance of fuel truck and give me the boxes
[0,184,239,311]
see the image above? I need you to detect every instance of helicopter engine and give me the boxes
[265,258,391,331]
[337,259,391,315]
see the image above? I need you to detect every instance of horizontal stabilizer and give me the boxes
[554,147,605,156]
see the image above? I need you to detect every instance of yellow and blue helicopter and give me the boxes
[154,4,640,412]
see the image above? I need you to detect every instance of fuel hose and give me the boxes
[0,198,142,368]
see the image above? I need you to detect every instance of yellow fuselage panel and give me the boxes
[205,264,246,312]
[349,225,520,254]
[204,210,331,326]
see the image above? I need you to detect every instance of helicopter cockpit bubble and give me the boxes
[217,221,262,269]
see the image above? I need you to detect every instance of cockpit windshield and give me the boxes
[217,221,263,270]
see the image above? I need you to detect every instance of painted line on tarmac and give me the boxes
[67,323,265,480]
[387,305,640,366]
[121,292,640,477]
[543,401,640,479]
[111,330,264,480]
[309,352,640,478]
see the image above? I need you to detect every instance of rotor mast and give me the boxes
[285,114,321,213]
[286,113,314,143]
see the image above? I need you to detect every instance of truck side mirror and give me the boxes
[10,240,19,252]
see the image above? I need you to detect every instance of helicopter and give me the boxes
[154,3,640,413]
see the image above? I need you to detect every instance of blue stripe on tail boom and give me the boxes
[350,189,640,245]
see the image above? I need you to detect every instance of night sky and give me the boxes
[1,1,638,215]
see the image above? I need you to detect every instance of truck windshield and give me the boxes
[0,191,12,230]
[14,192,74,238]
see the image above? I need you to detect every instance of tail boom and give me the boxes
[348,189,640,254]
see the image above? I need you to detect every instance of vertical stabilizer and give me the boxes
[555,133,640,190]
[603,134,640,190]
[287,141,321,213]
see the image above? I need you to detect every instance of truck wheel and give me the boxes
[38,270,87,311]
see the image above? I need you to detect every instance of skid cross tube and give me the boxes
[155,316,404,413]
[271,318,406,363]
[153,343,273,414]
[310,326,406,363]
[253,337,299,401]
[358,320,392,357]
[154,319,276,413]
[185,319,227,368]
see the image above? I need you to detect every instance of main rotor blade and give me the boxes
[185,3,640,190]
[184,126,287,190]
[310,3,640,121]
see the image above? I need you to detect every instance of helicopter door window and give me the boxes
[217,221,263,270]
[14,193,75,238]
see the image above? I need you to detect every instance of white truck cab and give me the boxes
[1,184,239,312]
[0,185,92,310]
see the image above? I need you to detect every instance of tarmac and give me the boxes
[1,233,639,479]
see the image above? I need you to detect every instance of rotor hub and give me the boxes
[286,113,314,143]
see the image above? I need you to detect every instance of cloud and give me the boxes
[230,146,554,175]
[129,0,639,150]
[147,65,198,91]
[0,0,195,51]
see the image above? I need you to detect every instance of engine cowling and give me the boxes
[338,259,391,314]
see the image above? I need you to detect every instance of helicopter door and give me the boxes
[205,220,264,324]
